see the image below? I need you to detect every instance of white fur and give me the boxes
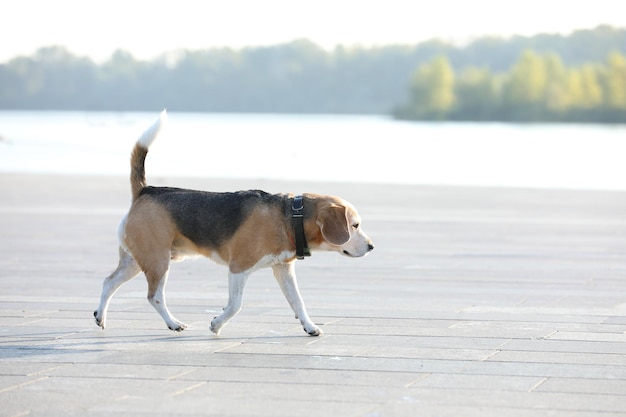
[137,109,167,149]
[94,248,141,330]
[210,253,320,336]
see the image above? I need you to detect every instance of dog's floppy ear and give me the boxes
[316,205,351,246]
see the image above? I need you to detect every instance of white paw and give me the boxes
[210,317,223,335]
[167,320,188,332]
[93,311,106,329]
[303,323,323,336]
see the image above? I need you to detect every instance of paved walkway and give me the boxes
[1,174,625,417]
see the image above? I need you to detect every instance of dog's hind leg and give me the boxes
[210,271,250,335]
[145,260,188,332]
[94,247,142,329]
[272,262,322,336]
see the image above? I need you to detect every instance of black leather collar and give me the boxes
[292,195,311,259]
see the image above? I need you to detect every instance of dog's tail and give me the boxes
[130,110,167,201]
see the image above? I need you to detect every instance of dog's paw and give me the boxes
[168,321,188,332]
[303,323,323,336]
[210,317,222,336]
[93,311,105,329]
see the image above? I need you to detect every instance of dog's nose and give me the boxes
[367,243,374,252]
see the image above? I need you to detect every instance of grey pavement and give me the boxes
[1,173,625,417]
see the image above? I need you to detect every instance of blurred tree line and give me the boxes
[393,51,626,122]
[0,25,625,122]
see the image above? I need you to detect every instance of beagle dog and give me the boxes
[94,111,374,336]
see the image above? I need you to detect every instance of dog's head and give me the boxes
[308,195,374,257]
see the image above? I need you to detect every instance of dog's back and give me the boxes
[137,186,286,248]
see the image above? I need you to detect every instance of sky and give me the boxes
[1,0,625,63]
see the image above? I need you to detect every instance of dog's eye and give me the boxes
[352,223,360,230]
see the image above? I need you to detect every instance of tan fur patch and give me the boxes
[123,198,176,281]
[222,205,294,273]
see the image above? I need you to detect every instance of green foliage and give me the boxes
[395,49,626,123]
[0,25,625,122]
[603,52,626,109]
[406,56,455,119]
[452,67,498,121]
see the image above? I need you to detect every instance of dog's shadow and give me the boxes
[0,327,315,360]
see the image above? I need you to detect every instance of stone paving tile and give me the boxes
[447,319,626,335]
[355,346,498,361]
[604,316,626,324]
[453,311,612,324]
[487,350,626,366]
[407,373,542,391]
[215,341,371,357]
[365,403,619,417]
[178,366,424,388]
[0,362,70,378]
[43,363,202,380]
[501,338,626,354]
[325,322,553,339]
[90,395,376,417]
[548,330,626,342]
[2,376,197,417]
[536,377,626,395]
[461,360,626,379]
[399,387,626,414]
[0,374,43,392]
[308,333,511,350]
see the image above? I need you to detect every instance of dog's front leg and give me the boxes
[210,271,250,335]
[272,262,322,336]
